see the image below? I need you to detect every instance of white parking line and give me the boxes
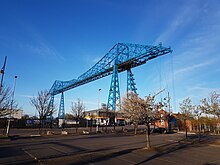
[22,148,43,165]
[49,146,69,155]
[209,144,220,147]
[158,158,178,164]
[167,139,178,142]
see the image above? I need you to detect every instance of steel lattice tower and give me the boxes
[58,92,65,119]
[107,60,121,111]
[48,94,54,119]
[127,69,137,94]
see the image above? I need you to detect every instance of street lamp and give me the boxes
[12,76,18,104]
[96,89,101,133]
[98,88,101,110]
[6,75,18,136]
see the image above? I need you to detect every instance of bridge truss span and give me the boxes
[50,43,172,95]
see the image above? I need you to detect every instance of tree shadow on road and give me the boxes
[40,140,143,162]
[135,135,215,165]
[67,147,140,165]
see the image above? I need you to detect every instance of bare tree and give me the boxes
[193,105,202,139]
[0,86,18,135]
[201,91,220,133]
[142,95,158,149]
[30,90,56,132]
[71,98,85,132]
[201,91,220,119]
[122,92,142,135]
[179,97,193,138]
[65,113,74,120]
[0,86,18,117]
[122,92,158,149]
[0,86,12,117]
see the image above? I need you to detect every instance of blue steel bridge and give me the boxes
[49,42,172,119]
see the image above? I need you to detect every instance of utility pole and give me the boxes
[98,89,101,110]
[0,56,7,92]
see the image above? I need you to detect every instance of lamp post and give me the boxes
[6,75,18,136]
[98,88,101,110]
[96,88,101,133]
[11,76,18,106]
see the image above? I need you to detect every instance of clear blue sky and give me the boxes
[0,0,220,116]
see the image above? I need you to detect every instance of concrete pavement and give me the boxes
[0,130,220,165]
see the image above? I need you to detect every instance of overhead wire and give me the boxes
[170,51,176,113]
[154,56,162,100]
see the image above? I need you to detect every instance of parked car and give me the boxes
[151,127,167,134]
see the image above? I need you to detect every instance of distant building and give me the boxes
[151,109,180,132]
[1,109,23,119]
[85,107,125,126]
[11,109,23,119]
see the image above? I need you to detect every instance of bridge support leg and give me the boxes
[127,69,137,95]
[107,63,121,111]
[107,62,121,127]
[58,92,65,128]
[48,95,54,128]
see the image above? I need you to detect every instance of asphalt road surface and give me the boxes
[0,129,220,165]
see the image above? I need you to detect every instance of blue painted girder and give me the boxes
[107,61,121,111]
[58,92,65,119]
[127,69,137,94]
[49,43,172,95]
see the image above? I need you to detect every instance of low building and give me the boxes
[153,110,178,131]
[11,109,23,119]
[0,109,23,119]
[85,108,125,126]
